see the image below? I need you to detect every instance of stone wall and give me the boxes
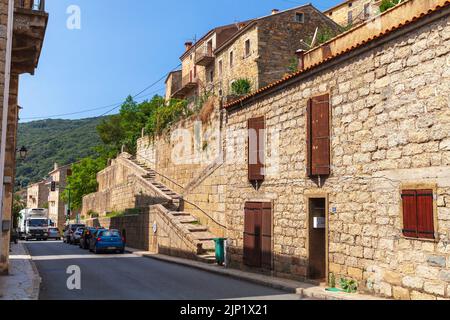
[136,104,227,236]
[325,0,379,27]
[82,156,169,216]
[224,10,450,299]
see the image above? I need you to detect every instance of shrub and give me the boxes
[380,0,402,13]
[231,79,251,95]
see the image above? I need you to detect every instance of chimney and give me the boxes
[54,163,59,171]
[272,9,280,15]
[185,41,193,52]
[295,49,305,71]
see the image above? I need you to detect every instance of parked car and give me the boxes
[70,227,85,245]
[79,227,99,249]
[89,229,125,254]
[63,224,86,244]
[47,227,61,240]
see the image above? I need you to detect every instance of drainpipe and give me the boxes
[0,0,15,263]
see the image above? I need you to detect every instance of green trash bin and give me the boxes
[213,238,226,266]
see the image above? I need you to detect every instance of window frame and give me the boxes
[229,50,234,68]
[244,39,251,58]
[294,12,305,23]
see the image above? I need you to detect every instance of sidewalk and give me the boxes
[0,242,41,300]
[126,247,385,300]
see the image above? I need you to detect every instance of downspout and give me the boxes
[0,0,15,261]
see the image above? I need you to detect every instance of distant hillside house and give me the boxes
[165,4,341,101]
[26,180,49,209]
[324,0,382,27]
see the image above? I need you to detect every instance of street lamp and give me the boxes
[17,146,28,160]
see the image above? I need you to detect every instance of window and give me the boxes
[218,60,223,77]
[295,12,305,23]
[348,10,353,25]
[229,51,234,68]
[244,202,272,269]
[401,190,435,239]
[245,39,251,57]
[194,66,197,78]
[248,117,265,181]
[364,3,370,18]
[209,70,214,83]
[306,94,331,177]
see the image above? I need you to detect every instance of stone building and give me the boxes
[0,0,48,274]
[214,4,341,98]
[223,0,450,300]
[48,163,72,231]
[324,0,382,27]
[26,180,49,208]
[166,4,341,101]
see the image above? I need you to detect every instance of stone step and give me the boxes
[177,216,198,224]
[199,240,216,251]
[192,232,216,241]
[185,225,208,232]
[170,212,191,216]
[196,254,216,264]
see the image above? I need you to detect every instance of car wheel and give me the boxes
[119,249,125,254]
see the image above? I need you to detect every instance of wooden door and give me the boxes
[244,202,272,268]
[308,198,326,280]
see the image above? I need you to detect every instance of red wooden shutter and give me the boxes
[416,190,435,239]
[310,94,331,176]
[243,202,262,267]
[401,190,417,238]
[248,117,265,181]
[261,202,272,269]
[306,99,312,177]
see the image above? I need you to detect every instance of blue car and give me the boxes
[89,229,125,254]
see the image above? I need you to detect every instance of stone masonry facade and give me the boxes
[223,3,450,299]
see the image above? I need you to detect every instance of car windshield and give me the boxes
[71,225,85,231]
[28,219,48,227]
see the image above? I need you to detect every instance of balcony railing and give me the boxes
[182,74,198,88]
[195,46,215,66]
[16,0,45,11]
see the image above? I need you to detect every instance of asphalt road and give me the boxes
[24,241,301,300]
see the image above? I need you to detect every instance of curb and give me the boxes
[21,243,41,300]
[126,248,308,295]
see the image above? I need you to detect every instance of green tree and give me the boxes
[12,194,26,228]
[379,0,403,13]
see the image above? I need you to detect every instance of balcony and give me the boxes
[195,47,215,66]
[12,0,48,75]
[171,75,198,98]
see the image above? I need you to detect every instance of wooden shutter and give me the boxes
[261,202,273,268]
[244,202,262,267]
[416,190,435,239]
[312,94,331,176]
[307,95,331,177]
[306,99,312,177]
[401,190,418,238]
[248,117,265,181]
[401,190,435,239]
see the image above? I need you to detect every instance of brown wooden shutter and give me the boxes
[243,202,262,267]
[261,202,272,269]
[416,190,435,239]
[306,99,312,177]
[401,190,418,238]
[311,94,331,176]
[402,190,435,239]
[248,117,265,181]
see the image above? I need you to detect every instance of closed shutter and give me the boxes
[248,117,265,181]
[261,202,273,268]
[307,95,331,176]
[401,190,435,239]
[306,99,312,177]
[401,190,417,238]
[416,190,435,239]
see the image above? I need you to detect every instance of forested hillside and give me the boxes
[16,117,105,186]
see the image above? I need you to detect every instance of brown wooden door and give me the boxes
[244,202,272,268]
[308,198,326,280]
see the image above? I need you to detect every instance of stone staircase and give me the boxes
[129,157,217,263]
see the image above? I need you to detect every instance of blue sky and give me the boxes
[18,0,341,122]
